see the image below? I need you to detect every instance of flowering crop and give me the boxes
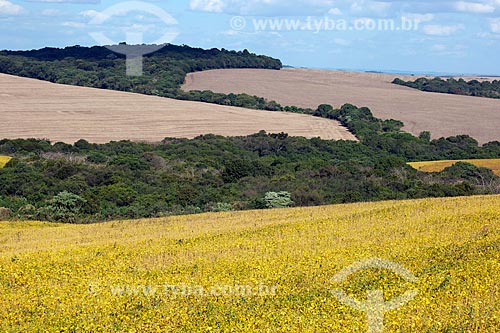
[0,195,499,332]
[408,159,500,175]
[0,156,11,169]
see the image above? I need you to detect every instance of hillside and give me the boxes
[0,73,355,143]
[1,195,499,332]
[182,68,500,144]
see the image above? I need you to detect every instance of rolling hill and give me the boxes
[182,68,500,144]
[1,195,499,332]
[0,73,356,143]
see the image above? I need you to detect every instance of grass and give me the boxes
[0,156,11,168]
[408,159,500,176]
[0,195,499,332]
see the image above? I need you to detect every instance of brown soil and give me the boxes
[182,68,500,144]
[0,73,356,144]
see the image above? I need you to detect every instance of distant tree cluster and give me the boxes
[393,77,500,99]
[0,44,283,109]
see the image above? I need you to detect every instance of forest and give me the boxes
[1,104,499,223]
[393,77,500,98]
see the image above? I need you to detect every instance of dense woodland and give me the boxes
[1,45,500,222]
[0,44,287,110]
[1,104,499,223]
[393,77,500,99]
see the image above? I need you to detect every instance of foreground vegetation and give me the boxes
[393,77,500,99]
[409,159,500,176]
[1,195,499,332]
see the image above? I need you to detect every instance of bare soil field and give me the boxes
[182,68,500,144]
[0,73,356,144]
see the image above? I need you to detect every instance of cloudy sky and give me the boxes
[1,0,500,74]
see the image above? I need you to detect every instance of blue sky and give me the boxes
[1,0,500,74]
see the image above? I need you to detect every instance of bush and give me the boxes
[39,191,87,223]
[211,202,234,212]
[264,191,294,209]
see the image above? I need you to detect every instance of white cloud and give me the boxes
[41,9,60,16]
[188,0,500,17]
[189,0,339,16]
[328,7,342,15]
[423,24,464,36]
[62,21,85,28]
[221,29,241,35]
[80,10,107,21]
[454,1,495,14]
[334,38,350,46]
[190,0,225,13]
[432,44,447,51]
[0,0,23,15]
[490,17,500,33]
[403,13,435,23]
[350,0,391,16]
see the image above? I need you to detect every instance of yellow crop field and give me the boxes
[409,159,500,176]
[1,195,499,332]
[0,156,11,169]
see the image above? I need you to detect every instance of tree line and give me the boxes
[393,77,500,99]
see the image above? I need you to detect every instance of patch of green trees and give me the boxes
[393,77,500,99]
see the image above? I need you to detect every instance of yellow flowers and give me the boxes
[0,155,11,169]
[408,158,500,175]
[0,195,499,332]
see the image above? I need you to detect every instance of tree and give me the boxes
[419,131,431,142]
[314,104,334,118]
[264,191,294,209]
[39,191,87,223]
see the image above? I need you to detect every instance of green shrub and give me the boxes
[211,203,234,212]
[264,191,294,209]
[39,191,86,223]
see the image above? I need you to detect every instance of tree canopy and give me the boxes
[393,77,500,99]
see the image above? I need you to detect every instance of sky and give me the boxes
[1,0,500,75]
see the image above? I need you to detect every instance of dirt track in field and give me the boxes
[0,73,356,144]
[182,68,500,144]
